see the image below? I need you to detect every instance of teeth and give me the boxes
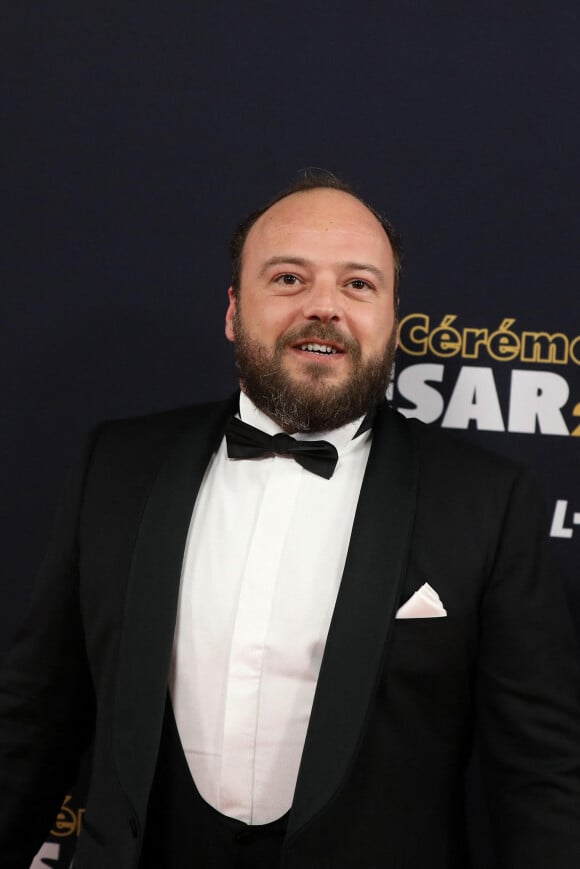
[299,343,338,354]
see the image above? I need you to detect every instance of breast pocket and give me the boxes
[386,616,473,682]
[382,617,475,745]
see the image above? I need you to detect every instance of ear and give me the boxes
[225,286,237,343]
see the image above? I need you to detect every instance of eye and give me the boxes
[275,273,300,286]
[348,279,373,291]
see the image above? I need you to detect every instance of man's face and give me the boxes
[225,188,398,432]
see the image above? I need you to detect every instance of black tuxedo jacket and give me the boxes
[1,396,580,868]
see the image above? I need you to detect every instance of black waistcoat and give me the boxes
[139,698,288,868]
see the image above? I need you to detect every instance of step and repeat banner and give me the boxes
[2,4,578,867]
[394,311,579,558]
[393,309,579,645]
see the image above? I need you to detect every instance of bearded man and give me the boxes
[1,172,580,869]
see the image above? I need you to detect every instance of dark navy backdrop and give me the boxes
[2,4,578,866]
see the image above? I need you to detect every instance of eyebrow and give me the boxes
[259,256,311,276]
[259,256,386,282]
[338,261,386,282]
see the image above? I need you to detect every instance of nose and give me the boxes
[301,276,342,322]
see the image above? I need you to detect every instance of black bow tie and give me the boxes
[224,416,339,479]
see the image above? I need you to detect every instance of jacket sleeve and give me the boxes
[0,431,99,868]
[477,468,580,868]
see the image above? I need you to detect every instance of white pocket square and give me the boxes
[395,583,447,619]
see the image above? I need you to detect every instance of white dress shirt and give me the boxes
[169,392,372,824]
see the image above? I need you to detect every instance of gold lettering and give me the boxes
[521,331,569,364]
[50,795,85,838]
[572,402,580,437]
[462,328,489,359]
[397,313,578,367]
[428,315,462,358]
[487,318,520,361]
[398,313,429,356]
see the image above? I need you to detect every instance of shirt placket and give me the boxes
[219,456,302,822]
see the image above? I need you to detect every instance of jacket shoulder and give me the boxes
[99,396,235,438]
[401,411,525,481]
[91,396,235,459]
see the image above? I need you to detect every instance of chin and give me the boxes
[288,362,347,385]
[289,375,343,395]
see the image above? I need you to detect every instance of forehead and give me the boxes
[242,189,393,268]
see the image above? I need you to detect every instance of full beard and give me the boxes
[232,316,397,433]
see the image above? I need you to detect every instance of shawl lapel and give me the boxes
[286,404,418,842]
[113,397,235,821]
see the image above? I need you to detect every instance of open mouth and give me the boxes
[293,341,345,356]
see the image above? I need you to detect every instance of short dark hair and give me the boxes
[229,169,402,309]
